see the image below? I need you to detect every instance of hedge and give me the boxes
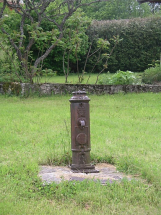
[86,17,161,73]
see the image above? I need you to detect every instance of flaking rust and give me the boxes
[69,90,99,173]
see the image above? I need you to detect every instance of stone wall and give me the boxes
[1,82,161,95]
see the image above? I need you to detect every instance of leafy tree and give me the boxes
[61,10,90,83]
[83,0,152,20]
[0,0,110,83]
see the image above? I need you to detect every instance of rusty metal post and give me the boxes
[69,90,98,173]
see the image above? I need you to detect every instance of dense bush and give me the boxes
[0,49,26,83]
[142,65,161,84]
[86,17,161,73]
[98,70,140,85]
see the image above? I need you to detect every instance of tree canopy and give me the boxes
[82,0,161,20]
[0,0,110,83]
[0,0,161,83]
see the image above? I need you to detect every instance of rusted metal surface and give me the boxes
[69,90,99,173]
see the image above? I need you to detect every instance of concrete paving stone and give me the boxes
[38,163,134,185]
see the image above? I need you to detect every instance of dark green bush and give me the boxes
[0,72,28,83]
[87,17,161,73]
[142,65,161,84]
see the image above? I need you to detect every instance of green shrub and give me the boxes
[142,65,161,84]
[87,17,161,73]
[98,70,140,85]
[0,47,26,83]
[0,73,21,83]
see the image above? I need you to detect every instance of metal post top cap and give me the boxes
[69,90,90,102]
[72,90,86,95]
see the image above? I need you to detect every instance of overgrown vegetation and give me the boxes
[0,0,111,83]
[98,70,141,85]
[142,64,161,84]
[0,93,161,214]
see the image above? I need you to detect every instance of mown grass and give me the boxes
[33,73,101,84]
[0,93,161,214]
[33,73,143,85]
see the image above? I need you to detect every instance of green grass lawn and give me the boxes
[33,72,143,85]
[0,93,161,214]
[33,73,101,84]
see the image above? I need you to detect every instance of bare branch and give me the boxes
[44,0,110,30]
[95,39,119,85]
[19,13,25,48]
[1,28,20,54]
[33,32,63,74]
[83,41,92,73]
[0,0,6,19]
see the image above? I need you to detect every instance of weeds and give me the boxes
[98,70,141,85]
[142,64,161,84]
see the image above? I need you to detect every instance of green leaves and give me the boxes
[97,38,110,50]
[83,0,153,20]
[62,10,90,54]
[88,17,161,73]
[98,70,141,85]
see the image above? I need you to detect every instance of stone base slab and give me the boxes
[39,163,134,185]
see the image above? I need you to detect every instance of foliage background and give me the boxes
[85,17,161,73]
[1,1,161,79]
[30,16,161,75]
[82,0,152,20]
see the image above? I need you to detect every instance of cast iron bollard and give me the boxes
[69,90,98,173]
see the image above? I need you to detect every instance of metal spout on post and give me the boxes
[78,119,85,128]
[69,90,99,173]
